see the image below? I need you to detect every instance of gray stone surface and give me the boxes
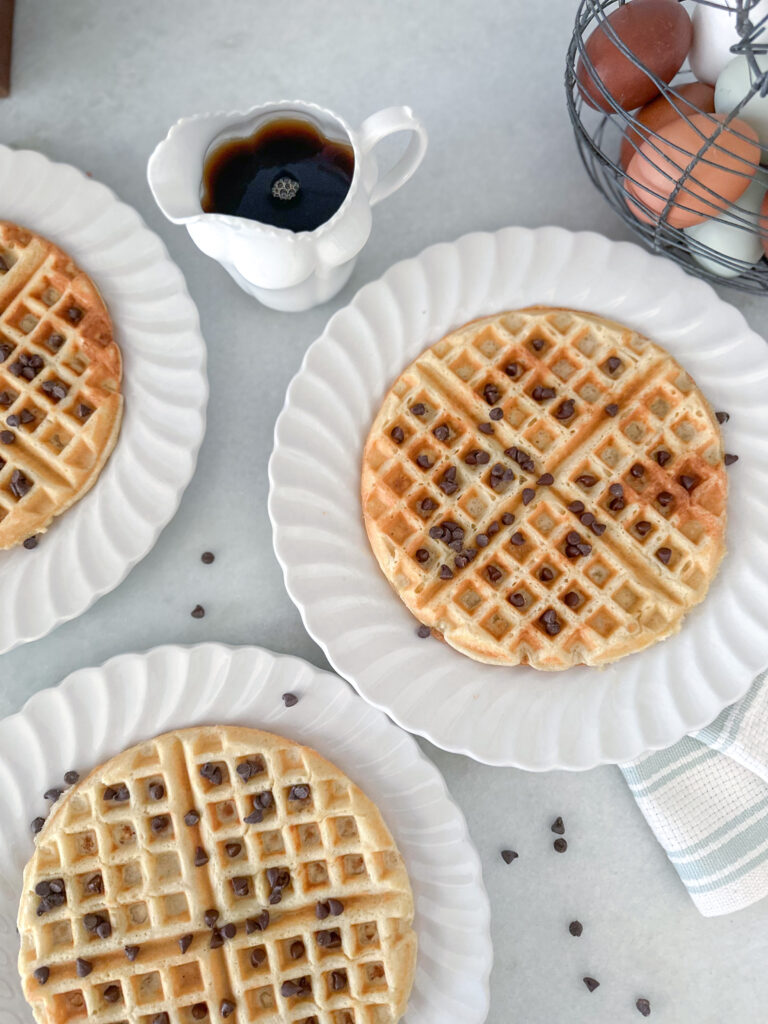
[0,1,765,1021]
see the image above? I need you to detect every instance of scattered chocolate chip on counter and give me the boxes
[583,977,600,992]
[569,920,583,937]
[551,816,565,835]
[282,692,299,707]
[201,551,215,564]
[636,997,652,1017]
[553,838,568,853]
[191,604,205,619]
[501,849,518,864]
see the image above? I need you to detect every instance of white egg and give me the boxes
[690,0,768,85]
[684,177,767,278]
[715,53,768,161]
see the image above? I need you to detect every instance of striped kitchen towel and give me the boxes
[620,669,768,917]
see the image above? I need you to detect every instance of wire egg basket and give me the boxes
[566,0,768,294]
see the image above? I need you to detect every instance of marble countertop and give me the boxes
[0,1,766,1021]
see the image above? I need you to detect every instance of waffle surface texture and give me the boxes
[0,221,122,549]
[17,726,417,1024]
[361,307,728,670]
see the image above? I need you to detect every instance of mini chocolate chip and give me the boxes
[317,928,342,948]
[416,454,432,469]
[44,788,62,802]
[630,463,644,478]
[656,491,674,507]
[410,403,426,416]
[85,874,103,894]
[656,547,672,565]
[148,783,165,801]
[124,945,139,961]
[179,933,193,953]
[554,838,568,852]
[483,383,501,405]
[191,604,205,619]
[330,970,347,991]
[568,500,585,514]
[605,356,622,374]
[433,424,449,441]
[504,362,520,377]
[220,1003,235,1019]
[551,816,565,835]
[41,379,68,401]
[103,984,120,1003]
[439,564,454,579]
[510,532,525,546]
[590,521,606,536]
[489,407,503,420]
[96,921,112,939]
[6,414,19,427]
[20,409,34,423]
[537,473,554,485]
[200,763,222,784]
[532,385,556,402]
[563,591,580,607]
[328,899,344,915]
[184,810,200,826]
[64,770,79,786]
[478,421,493,434]
[152,1015,170,1024]
[191,1004,208,1020]
[554,399,575,420]
[316,901,331,920]
[508,592,525,607]
[10,469,32,498]
[724,453,739,466]
[150,815,169,834]
[420,497,437,513]
[76,958,92,978]
[580,512,595,527]
[635,521,652,537]
[715,411,729,424]
[499,514,513,526]
[487,565,503,583]
[454,554,468,569]
[583,976,600,992]
[0,429,14,444]
[226,843,242,858]
[539,567,554,582]
[250,947,267,967]
[290,940,305,959]
[247,910,270,933]
[679,474,698,491]
[605,403,618,417]
[636,997,652,1017]
[522,487,535,505]
[231,877,249,898]
[34,966,50,985]
[390,426,404,443]
[609,483,623,497]
[204,909,219,928]
[608,497,625,512]
[66,306,83,323]
[416,624,431,639]
[531,338,545,351]
[194,847,209,867]
[201,550,214,564]
[415,547,430,562]
[210,929,224,949]
[654,449,671,466]
[501,849,519,864]
[76,403,93,420]
[569,920,583,937]
[576,474,597,488]
[566,531,581,545]
[222,923,236,939]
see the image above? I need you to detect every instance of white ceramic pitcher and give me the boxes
[147,100,428,312]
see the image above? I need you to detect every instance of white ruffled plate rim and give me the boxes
[269,226,768,770]
[0,145,208,653]
[0,643,491,1024]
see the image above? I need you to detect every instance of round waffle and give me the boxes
[0,221,122,549]
[17,726,417,1024]
[361,307,728,670]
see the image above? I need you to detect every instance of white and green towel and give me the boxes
[621,670,768,917]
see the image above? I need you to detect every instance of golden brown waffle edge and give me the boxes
[361,306,728,671]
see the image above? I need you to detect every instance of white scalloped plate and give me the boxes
[0,644,490,1024]
[0,146,207,652]
[269,226,768,770]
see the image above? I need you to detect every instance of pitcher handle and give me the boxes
[358,106,428,207]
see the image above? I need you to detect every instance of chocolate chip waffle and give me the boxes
[17,726,417,1024]
[0,221,122,548]
[361,307,728,670]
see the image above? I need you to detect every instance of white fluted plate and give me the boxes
[0,644,490,1024]
[0,146,207,652]
[269,226,768,769]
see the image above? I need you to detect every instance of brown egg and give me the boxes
[620,82,716,169]
[625,113,760,228]
[577,0,693,112]
[761,191,768,259]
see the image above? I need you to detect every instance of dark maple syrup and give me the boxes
[200,117,355,232]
